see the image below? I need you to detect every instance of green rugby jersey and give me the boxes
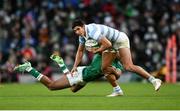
[82,54,123,82]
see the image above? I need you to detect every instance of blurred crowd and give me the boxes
[0,0,179,83]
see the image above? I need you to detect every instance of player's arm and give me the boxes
[108,66,122,80]
[93,37,112,53]
[70,83,86,93]
[71,44,85,72]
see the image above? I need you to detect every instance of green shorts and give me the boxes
[82,54,123,82]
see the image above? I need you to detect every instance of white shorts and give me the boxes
[113,32,130,50]
[66,66,86,86]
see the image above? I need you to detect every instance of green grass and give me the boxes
[0,82,180,110]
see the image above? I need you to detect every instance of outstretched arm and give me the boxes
[70,83,86,93]
[71,44,85,73]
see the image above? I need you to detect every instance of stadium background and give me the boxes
[0,0,179,83]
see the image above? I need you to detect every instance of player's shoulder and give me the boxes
[86,23,96,28]
[86,23,101,33]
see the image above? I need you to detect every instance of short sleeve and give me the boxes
[79,36,86,45]
[88,24,103,41]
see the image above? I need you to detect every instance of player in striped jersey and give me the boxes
[72,19,162,93]
[72,21,123,97]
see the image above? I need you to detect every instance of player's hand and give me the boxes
[71,67,77,73]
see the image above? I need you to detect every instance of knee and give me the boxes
[101,66,107,73]
[115,70,121,79]
[101,66,112,74]
[123,64,135,71]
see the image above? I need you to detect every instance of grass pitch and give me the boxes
[0,82,180,110]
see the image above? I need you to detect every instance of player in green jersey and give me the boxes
[14,54,124,97]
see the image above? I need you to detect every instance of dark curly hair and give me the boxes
[72,18,85,29]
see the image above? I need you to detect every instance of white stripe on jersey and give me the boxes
[108,27,114,41]
[88,24,102,41]
[99,25,108,37]
[86,23,120,42]
[93,25,102,40]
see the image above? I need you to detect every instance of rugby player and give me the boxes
[14,54,124,97]
[72,19,162,91]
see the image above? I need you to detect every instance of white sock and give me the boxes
[113,85,122,92]
[148,76,156,83]
[37,74,43,81]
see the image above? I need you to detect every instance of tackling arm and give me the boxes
[71,44,85,72]
[93,37,112,53]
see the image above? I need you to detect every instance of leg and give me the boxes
[14,62,71,91]
[40,75,71,90]
[118,48,162,91]
[118,48,150,78]
[108,66,122,80]
[104,64,124,97]
[101,51,118,87]
[105,66,122,83]
[70,84,86,93]
[101,51,124,97]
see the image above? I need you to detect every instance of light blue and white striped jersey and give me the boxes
[79,23,120,45]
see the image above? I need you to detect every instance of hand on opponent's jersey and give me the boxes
[71,66,77,73]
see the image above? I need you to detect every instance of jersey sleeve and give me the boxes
[79,36,86,45]
[88,24,103,41]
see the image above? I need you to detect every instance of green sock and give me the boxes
[58,63,69,73]
[27,68,43,81]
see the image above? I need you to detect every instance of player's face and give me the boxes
[73,26,85,36]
